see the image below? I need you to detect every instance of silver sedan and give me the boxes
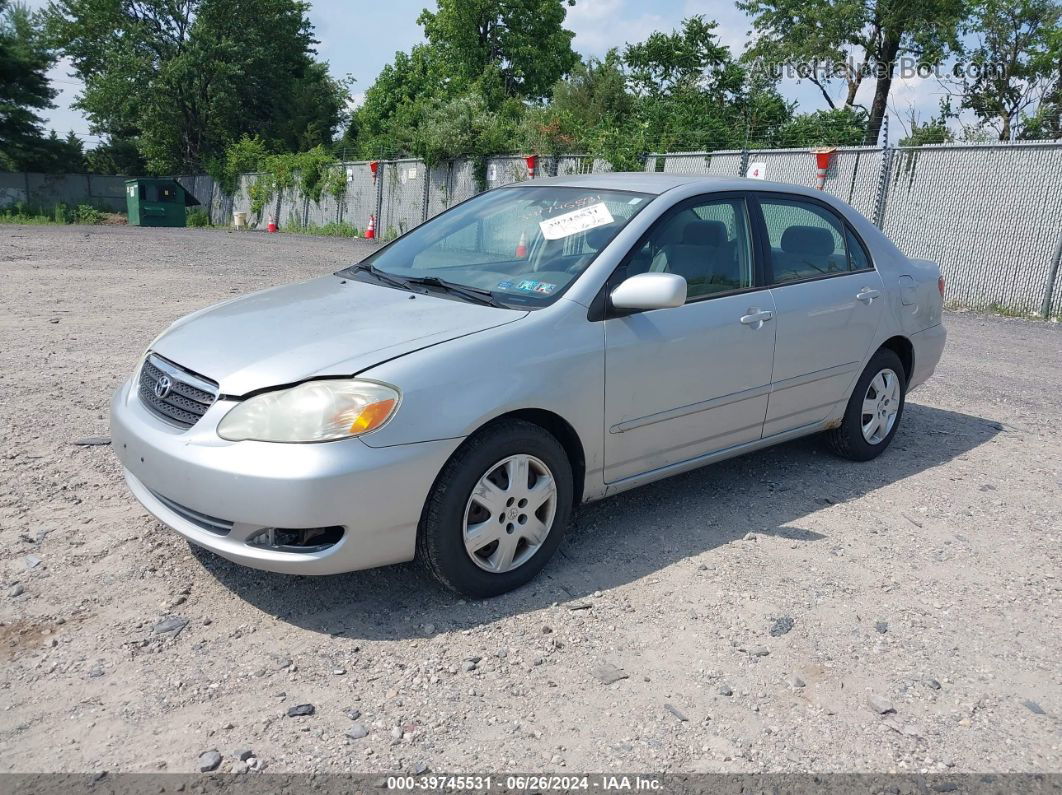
[111,173,946,597]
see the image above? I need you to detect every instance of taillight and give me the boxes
[938,276,945,298]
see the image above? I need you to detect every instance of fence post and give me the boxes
[1041,229,1062,319]
[739,148,749,178]
[873,146,893,230]
[421,161,430,224]
[375,161,385,237]
[872,115,893,229]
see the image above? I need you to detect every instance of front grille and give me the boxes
[149,489,233,536]
[138,354,219,429]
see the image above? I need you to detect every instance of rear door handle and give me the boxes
[856,287,881,304]
[740,309,774,327]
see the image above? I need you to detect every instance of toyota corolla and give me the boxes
[111,173,946,597]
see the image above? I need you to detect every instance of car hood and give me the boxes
[152,275,527,395]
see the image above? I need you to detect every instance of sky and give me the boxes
[27,0,951,147]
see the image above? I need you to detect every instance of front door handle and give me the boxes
[856,287,881,304]
[740,309,774,327]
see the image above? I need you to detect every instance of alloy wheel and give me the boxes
[861,368,901,444]
[462,454,558,574]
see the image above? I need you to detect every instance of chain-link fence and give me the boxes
[196,142,1062,318]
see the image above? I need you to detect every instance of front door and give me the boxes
[603,195,777,482]
[754,195,886,437]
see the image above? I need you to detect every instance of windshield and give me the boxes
[344,186,652,307]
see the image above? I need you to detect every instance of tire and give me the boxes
[418,419,574,598]
[825,348,907,461]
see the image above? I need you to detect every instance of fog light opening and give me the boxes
[246,526,344,553]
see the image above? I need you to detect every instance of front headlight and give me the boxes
[217,379,400,443]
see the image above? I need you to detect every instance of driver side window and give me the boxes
[627,197,754,301]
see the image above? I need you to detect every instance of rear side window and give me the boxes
[846,228,872,271]
[760,198,850,284]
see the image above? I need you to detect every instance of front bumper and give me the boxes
[110,378,461,575]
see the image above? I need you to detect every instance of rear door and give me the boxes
[603,193,777,482]
[752,194,885,437]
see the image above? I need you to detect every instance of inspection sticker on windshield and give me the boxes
[538,202,614,240]
[499,279,557,294]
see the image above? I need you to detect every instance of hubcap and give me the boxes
[463,454,557,574]
[861,368,901,445]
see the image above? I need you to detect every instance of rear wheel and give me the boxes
[418,420,573,598]
[825,348,907,461]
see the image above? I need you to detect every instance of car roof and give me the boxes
[502,171,829,200]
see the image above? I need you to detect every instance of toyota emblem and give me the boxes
[154,374,173,399]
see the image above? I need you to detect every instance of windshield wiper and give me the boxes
[402,275,509,308]
[350,263,420,292]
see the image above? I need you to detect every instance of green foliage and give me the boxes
[0,0,61,171]
[0,201,52,223]
[213,134,269,196]
[959,0,1062,140]
[48,0,348,174]
[186,208,211,227]
[899,122,955,146]
[85,134,146,175]
[767,107,869,147]
[283,221,360,237]
[322,165,348,202]
[0,199,109,224]
[415,89,522,165]
[739,0,968,143]
[220,139,341,215]
[73,203,103,224]
[417,0,578,100]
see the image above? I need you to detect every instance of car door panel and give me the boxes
[602,194,777,483]
[754,195,886,437]
[604,292,776,481]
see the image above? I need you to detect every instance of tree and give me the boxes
[551,50,634,130]
[897,100,956,145]
[85,134,147,174]
[740,0,968,144]
[48,0,347,173]
[958,0,1062,140]
[417,0,578,99]
[352,44,439,158]
[0,0,57,170]
[622,17,791,152]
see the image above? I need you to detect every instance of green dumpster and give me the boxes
[125,178,200,227]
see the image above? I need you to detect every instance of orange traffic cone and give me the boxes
[365,214,375,240]
[515,230,527,258]
[267,215,277,233]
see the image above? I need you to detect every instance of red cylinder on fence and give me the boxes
[369,161,379,183]
[812,148,836,190]
[525,154,538,179]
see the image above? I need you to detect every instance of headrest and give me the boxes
[584,223,619,250]
[781,225,834,257]
[682,220,727,247]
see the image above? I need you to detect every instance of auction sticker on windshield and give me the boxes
[539,202,614,240]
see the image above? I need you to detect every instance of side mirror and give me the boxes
[609,272,687,311]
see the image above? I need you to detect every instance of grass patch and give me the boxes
[186,208,212,227]
[283,221,361,238]
[1,201,120,226]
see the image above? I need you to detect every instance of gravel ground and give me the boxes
[1,224,1060,775]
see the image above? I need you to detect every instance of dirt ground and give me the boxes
[1,224,1060,775]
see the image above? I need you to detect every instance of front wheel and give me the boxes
[418,420,573,598]
[825,348,907,461]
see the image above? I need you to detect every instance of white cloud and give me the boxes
[567,0,670,55]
